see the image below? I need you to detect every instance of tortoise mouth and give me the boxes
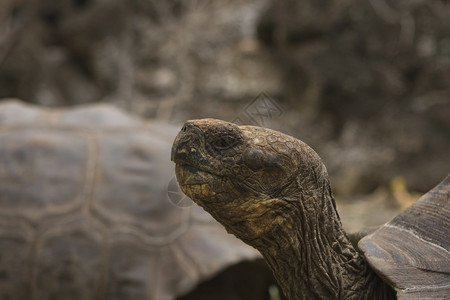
[175,164,223,203]
[175,164,217,186]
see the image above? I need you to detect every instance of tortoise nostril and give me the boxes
[181,123,193,133]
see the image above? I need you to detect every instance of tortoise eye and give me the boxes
[212,135,238,151]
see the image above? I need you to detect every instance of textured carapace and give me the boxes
[0,101,272,300]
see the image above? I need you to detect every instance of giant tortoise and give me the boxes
[0,101,279,300]
[172,118,450,300]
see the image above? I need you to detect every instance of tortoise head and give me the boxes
[171,119,329,241]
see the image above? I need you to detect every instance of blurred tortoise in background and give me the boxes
[0,101,280,300]
[172,119,450,300]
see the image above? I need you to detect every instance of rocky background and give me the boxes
[1,0,449,228]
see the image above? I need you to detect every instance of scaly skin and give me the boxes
[171,119,396,300]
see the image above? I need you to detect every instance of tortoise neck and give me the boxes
[254,182,396,300]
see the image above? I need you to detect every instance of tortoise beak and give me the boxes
[170,135,182,162]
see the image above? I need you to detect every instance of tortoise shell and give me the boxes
[0,100,262,300]
[359,175,450,299]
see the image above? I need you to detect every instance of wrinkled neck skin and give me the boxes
[237,177,396,300]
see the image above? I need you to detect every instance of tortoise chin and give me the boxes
[175,164,218,200]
